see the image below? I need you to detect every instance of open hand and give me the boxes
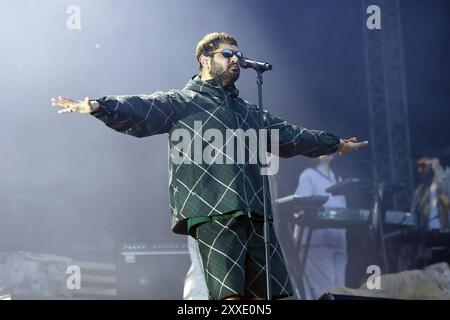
[337,137,369,155]
[51,96,95,114]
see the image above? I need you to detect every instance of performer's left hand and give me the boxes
[337,137,368,155]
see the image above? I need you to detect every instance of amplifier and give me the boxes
[118,241,190,300]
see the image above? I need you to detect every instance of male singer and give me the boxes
[51,32,368,300]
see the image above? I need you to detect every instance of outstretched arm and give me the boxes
[264,110,368,158]
[51,92,177,138]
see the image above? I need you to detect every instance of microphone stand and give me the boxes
[241,58,273,300]
[256,69,272,300]
[370,182,389,273]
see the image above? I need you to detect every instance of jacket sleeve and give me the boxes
[263,110,341,158]
[91,91,177,138]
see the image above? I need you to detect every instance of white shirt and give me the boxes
[294,166,347,247]
[428,183,441,230]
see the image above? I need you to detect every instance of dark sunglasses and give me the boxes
[210,49,243,61]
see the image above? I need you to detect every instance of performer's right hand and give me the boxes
[51,96,99,114]
[337,137,368,155]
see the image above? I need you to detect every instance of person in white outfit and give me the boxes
[183,236,209,300]
[294,154,347,299]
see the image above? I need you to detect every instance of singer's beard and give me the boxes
[210,61,240,86]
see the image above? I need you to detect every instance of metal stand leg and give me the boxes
[296,225,313,300]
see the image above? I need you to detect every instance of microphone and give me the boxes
[239,58,272,72]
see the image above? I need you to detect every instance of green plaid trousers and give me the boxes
[194,215,292,300]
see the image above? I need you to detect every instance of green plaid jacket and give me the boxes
[92,76,341,234]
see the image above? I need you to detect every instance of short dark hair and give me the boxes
[195,32,238,72]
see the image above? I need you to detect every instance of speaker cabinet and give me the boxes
[118,242,190,299]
